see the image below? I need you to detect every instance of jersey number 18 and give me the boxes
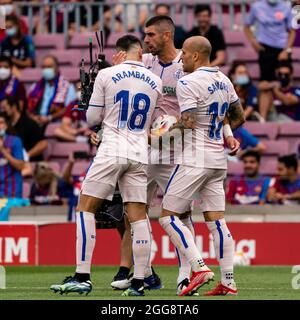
[115,90,150,131]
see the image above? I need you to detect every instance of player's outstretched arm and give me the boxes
[226,100,245,130]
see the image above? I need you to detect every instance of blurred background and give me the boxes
[0,0,299,268]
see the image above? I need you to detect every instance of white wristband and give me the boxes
[223,124,233,138]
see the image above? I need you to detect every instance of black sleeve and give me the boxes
[186,27,198,38]
[214,27,226,51]
[29,183,36,200]
[0,38,8,55]
[29,119,45,142]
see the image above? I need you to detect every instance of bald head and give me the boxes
[184,36,212,60]
[181,36,212,72]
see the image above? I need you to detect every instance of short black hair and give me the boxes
[6,14,22,37]
[145,15,175,28]
[154,3,171,13]
[228,61,251,83]
[6,14,19,25]
[0,111,9,124]
[241,150,261,163]
[116,34,142,52]
[1,96,20,111]
[0,55,13,68]
[194,4,212,16]
[278,154,298,171]
[276,60,293,73]
[0,111,15,135]
[43,54,59,68]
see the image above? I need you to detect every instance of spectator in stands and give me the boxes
[0,0,29,42]
[0,56,27,111]
[153,3,187,49]
[270,61,300,121]
[30,161,73,205]
[62,1,123,41]
[93,4,124,42]
[244,0,296,120]
[0,15,35,69]
[187,4,226,66]
[298,143,300,175]
[293,1,300,46]
[234,127,266,155]
[0,112,24,198]
[54,82,92,142]
[1,96,48,161]
[268,154,300,204]
[27,55,76,127]
[227,150,271,204]
[117,0,150,32]
[228,62,261,121]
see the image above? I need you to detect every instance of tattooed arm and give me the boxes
[225,99,245,130]
[168,109,197,132]
[181,109,197,129]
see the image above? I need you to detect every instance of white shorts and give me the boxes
[81,156,147,203]
[147,164,176,205]
[163,165,227,213]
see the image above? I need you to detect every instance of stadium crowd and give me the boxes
[0,0,300,221]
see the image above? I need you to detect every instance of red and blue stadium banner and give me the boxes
[0,224,37,265]
[0,222,299,266]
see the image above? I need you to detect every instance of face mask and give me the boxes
[278,73,290,87]
[6,27,17,37]
[0,128,6,137]
[234,75,250,86]
[76,91,81,101]
[3,4,14,15]
[0,67,11,80]
[42,68,56,81]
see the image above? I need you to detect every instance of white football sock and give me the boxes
[144,215,153,278]
[159,215,209,273]
[131,219,152,280]
[176,215,195,284]
[206,218,234,287]
[75,211,96,274]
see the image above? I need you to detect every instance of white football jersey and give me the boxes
[87,60,162,164]
[143,51,185,164]
[176,66,239,169]
[143,51,184,118]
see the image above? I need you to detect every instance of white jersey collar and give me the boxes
[155,50,183,66]
[122,60,145,67]
[196,66,219,73]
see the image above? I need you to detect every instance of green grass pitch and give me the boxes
[0,265,299,300]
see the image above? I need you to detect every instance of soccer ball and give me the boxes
[233,251,251,266]
[151,114,177,136]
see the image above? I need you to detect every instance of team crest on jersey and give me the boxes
[163,86,176,96]
[173,69,184,80]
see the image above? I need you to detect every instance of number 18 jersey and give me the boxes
[87,60,162,164]
[176,66,239,169]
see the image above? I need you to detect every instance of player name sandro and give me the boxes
[112,70,158,90]
[100,304,135,318]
